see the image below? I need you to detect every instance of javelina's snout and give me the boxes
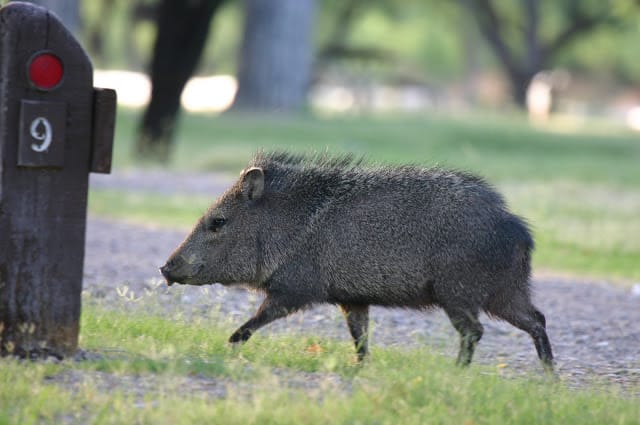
[159,262,176,286]
[160,255,203,286]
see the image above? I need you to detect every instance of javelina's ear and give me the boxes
[242,167,265,201]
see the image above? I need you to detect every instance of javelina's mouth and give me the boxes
[160,263,204,287]
[162,274,176,287]
[159,264,177,286]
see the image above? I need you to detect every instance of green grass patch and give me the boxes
[503,182,640,282]
[114,109,640,188]
[1,298,638,424]
[88,189,211,229]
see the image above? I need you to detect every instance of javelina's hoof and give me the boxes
[229,329,252,344]
[542,360,555,375]
[353,354,368,366]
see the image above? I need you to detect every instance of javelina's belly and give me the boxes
[326,274,438,308]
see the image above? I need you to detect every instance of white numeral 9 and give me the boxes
[30,117,52,152]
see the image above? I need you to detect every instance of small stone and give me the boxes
[631,284,640,297]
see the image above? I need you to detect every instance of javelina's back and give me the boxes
[308,166,534,310]
[161,152,553,370]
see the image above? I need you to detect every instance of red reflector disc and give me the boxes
[29,53,64,90]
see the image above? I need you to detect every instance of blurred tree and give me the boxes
[14,0,80,35]
[136,0,228,162]
[317,0,395,64]
[315,0,470,92]
[232,0,317,112]
[85,0,115,63]
[85,0,156,70]
[459,0,635,107]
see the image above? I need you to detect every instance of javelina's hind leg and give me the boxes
[508,309,554,371]
[229,295,302,344]
[339,304,369,361]
[444,306,484,366]
[530,310,554,371]
[488,294,554,371]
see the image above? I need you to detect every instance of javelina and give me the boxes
[161,152,553,369]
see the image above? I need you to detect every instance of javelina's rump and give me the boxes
[161,152,553,369]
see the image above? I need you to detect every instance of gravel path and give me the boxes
[83,170,640,397]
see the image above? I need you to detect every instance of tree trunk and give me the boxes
[135,0,226,162]
[460,0,612,109]
[232,0,317,112]
[509,69,537,108]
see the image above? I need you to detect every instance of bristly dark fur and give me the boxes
[250,150,497,186]
[250,150,365,172]
[162,150,553,370]
[249,151,517,223]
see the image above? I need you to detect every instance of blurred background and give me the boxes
[18,0,640,154]
[7,0,640,283]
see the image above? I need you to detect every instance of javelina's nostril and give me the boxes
[160,264,174,285]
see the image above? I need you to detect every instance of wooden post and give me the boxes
[0,2,116,358]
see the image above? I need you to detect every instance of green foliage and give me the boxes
[80,0,155,70]
[1,298,639,424]
[558,21,640,82]
[76,0,640,83]
[197,2,243,75]
[318,1,470,82]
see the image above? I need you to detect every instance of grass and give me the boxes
[89,190,211,229]
[504,182,640,281]
[92,108,640,282]
[1,292,638,424]
[114,110,640,188]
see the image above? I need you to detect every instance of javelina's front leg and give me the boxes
[444,306,483,366]
[340,304,369,361]
[229,295,302,344]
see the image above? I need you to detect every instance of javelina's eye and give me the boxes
[208,218,226,232]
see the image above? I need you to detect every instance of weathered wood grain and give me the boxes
[0,2,114,358]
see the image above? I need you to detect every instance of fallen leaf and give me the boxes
[305,343,324,354]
